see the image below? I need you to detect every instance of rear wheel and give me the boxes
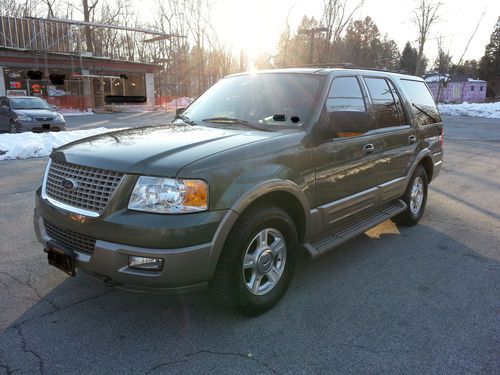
[392,165,428,226]
[212,205,298,315]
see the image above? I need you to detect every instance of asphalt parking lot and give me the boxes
[0,115,499,374]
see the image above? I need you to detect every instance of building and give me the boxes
[0,48,156,112]
[0,16,177,112]
[425,75,487,104]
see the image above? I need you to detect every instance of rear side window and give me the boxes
[400,79,441,125]
[326,77,366,113]
[364,77,407,128]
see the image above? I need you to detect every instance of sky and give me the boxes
[140,0,499,65]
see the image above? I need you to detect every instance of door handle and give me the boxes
[363,143,375,154]
[408,135,417,144]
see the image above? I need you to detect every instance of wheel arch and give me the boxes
[207,180,311,279]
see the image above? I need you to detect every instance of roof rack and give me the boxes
[284,63,412,76]
[285,63,356,69]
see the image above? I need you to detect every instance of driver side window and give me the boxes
[325,76,369,138]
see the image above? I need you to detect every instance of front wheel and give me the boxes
[212,205,298,315]
[392,165,428,226]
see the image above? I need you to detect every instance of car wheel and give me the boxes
[392,165,428,226]
[8,121,17,134]
[212,205,298,315]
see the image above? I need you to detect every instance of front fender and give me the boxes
[207,177,312,280]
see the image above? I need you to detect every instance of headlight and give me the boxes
[128,176,208,214]
[16,113,32,121]
[55,113,65,122]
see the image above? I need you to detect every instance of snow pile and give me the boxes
[165,97,194,110]
[438,102,500,119]
[0,127,126,161]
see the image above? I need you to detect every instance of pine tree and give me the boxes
[400,42,418,75]
[479,17,500,96]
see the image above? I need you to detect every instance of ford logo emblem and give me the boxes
[61,178,78,191]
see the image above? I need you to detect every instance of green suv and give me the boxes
[34,68,444,315]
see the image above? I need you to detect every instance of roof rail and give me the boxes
[283,63,412,76]
[285,63,356,69]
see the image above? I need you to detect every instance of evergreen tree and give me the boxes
[400,42,418,75]
[478,17,500,96]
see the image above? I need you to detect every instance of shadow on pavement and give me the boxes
[1,221,498,374]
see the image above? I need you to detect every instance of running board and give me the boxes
[304,199,407,258]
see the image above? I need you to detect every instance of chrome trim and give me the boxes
[380,176,406,188]
[434,160,442,167]
[41,159,100,218]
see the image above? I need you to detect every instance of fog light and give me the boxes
[128,256,164,271]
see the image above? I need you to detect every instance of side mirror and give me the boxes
[175,107,186,116]
[323,111,371,138]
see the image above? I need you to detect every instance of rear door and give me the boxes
[361,76,417,202]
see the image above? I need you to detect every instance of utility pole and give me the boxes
[298,27,328,64]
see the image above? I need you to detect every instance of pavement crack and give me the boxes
[144,349,279,374]
[13,324,44,375]
[0,362,18,375]
[0,271,60,313]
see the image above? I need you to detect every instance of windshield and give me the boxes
[10,97,51,110]
[181,73,323,128]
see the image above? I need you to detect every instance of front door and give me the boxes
[314,76,384,231]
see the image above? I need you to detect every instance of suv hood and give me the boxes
[52,124,282,176]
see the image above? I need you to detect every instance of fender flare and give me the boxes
[405,148,434,189]
[206,179,311,279]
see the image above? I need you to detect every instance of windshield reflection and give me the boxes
[181,73,324,128]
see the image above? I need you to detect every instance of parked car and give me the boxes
[34,67,443,315]
[0,96,66,133]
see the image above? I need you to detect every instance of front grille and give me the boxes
[45,160,124,214]
[36,117,54,122]
[44,220,96,255]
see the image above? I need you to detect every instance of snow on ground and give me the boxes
[60,110,94,117]
[438,102,500,119]
[0,127,126,161]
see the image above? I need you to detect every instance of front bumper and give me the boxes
[15,120,66,132]
[34,190,231,294]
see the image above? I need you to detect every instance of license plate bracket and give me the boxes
[47,245,76,276]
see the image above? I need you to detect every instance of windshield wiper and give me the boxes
[201,117,271,132]
[175,113,197,126]
[412,103,439,123]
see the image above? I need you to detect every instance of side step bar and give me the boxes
[304,199,407,258]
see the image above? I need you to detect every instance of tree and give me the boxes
[478,16,500,96]
[413,0,442,76]
[320,0,364,61]
[433,39,452,75]
[450,60,479,77]
[399,42,418,74]
[275,16,324,67]
[335,17,400,69]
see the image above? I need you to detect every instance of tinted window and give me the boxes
[400,79,441,125]
[364,77,405,128]
[182,73,322,128]
[326,77,366,112]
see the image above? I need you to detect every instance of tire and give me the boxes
[8,121,17,134]
[392,165,428,226]
[211,204,298,316]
